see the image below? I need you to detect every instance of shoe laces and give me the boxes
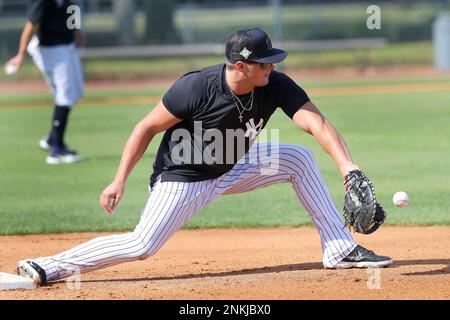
[358,246,375,256]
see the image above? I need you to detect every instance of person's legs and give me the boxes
[42,46,85,163]
[218,143,357,268]
[69,44,84,103]
[26,36,50,87]
[47,105,71,148]
[26,178,220,282]
[46,45,75,149]
[18,143,389,283]
[27,40,81,160]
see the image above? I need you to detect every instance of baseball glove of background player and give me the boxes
[343,169,386,234]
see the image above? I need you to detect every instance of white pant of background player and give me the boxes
[27,36,83,107]
[32,143,357,281]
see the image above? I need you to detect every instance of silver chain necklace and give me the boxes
[226,78,254,123]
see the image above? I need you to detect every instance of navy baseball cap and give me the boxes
[225,28,287,64]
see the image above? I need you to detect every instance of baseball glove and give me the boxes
[343,169,386,234]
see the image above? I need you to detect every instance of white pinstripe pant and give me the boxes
[33,143,357,281]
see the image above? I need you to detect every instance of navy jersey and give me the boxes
[150,64,310,187]
[27,0,75,46]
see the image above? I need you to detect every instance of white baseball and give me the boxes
[393,191,409,208]
[5,63,18,76]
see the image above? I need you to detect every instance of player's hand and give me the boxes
[339,163,360,182]
[100,180,125,214]
[3,55,23,75]
[74,30,86,47]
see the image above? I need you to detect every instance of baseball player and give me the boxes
[3,0,85,164]
[16,28,392,286]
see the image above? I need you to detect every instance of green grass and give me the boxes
[0,41,433,82]
[0,77,449,235]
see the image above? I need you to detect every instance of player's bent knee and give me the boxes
[122,236,160,260]
[139,248,160,260]
[135,241,165,260]
[294,145,314,158]
[131,246,155,261]
[282,145,317,170]
[138,254,148,261]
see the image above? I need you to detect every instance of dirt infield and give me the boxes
[2,78,450,110]
[1,65,449,95]
[0,226,448,300]
[2,66,449,110]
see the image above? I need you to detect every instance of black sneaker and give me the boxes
[46,146,85,165]
[39,137,77,155]
[334,245,393,269]
[16,260,47,286]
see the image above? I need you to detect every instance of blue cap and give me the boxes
[225,28,287,64]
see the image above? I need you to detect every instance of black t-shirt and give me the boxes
[27,0,75,46]
[150,64,310,187]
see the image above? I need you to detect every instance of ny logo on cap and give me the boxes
[239,47,252,59]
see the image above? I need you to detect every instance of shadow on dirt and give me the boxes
[70,259,449,285]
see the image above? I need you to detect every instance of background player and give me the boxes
[3,0,85,164]
[16,28,392,286]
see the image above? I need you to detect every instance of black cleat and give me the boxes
[333,245,393,269]
[17,260,47,286]
[39,137,77,155]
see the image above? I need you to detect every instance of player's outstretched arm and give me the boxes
[292,101,359,179]
[100,100,181,214]
[3,21,39,74]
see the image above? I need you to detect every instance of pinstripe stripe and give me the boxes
[55,180,214,277]
[278,148,352,240]
[62,182,171,260]
[221,144,355,265]
[278,150,350,257]
[61,181,169,260]
[33,143,357,281]
[42,182,173,277]
[225,147,341,253]
[144,182,198,255]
